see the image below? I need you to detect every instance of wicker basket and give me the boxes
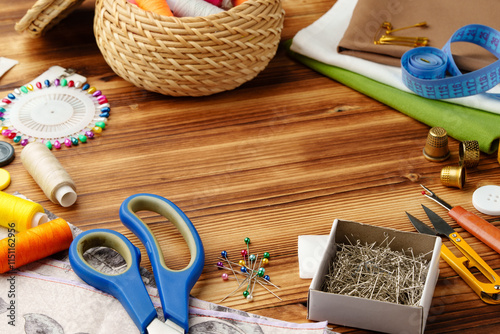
[15,0,86,37]
[94,0,285,96]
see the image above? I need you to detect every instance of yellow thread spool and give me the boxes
[21,142,77,207]
[0,191,48,232]
[0,218,73,273]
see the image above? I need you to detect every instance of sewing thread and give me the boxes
[21,142,77,207]
[0,218,73,273]
[167,0,224,17]
[0,191,48,232]
[136,0,173,16]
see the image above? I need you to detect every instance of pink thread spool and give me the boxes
[203,0,223,7]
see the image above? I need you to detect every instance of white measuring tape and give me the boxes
[401,24,500,100]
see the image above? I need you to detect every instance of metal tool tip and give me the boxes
[420,184,433,195]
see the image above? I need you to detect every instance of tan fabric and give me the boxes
[338,0,500,71]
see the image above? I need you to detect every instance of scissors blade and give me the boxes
[422,204,456,237]
[405,212,437,236]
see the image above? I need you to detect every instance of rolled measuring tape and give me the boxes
[401,24,500,100]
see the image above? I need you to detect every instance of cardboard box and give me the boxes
[308,219,441,334]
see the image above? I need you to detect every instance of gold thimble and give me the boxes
[440,165,466,189]
[423,127,450,162]
[459,140,480,168]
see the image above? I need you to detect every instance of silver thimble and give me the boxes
[459,140,480,168]
[423,127,450,162]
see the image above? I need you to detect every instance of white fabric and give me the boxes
[0,57,18,79]
[290,0,500,115]
[297,235,329,279]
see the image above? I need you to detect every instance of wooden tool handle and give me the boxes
[449,206,500,255]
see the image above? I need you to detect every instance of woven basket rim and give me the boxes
[95,0,284,96]
[111,0,276,24]
[15,0,86,36]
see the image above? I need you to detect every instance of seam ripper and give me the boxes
[420,185,500,255]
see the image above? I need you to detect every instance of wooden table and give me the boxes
[2,0,500,332]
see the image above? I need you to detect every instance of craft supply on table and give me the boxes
[0,141,15,167]
[322,234,430,306]
[406,205,500,304]
[0,57,18,78]
[401,24,500,100]
[0,217,73,273]
[217,237,280,302]
[135,0,173,16]
[70,193,204,334]
[459,140,480,168]
[1,67,109,149]
[167,0,224,17]
[373,21,428,47]
[289,0,500,132]
[308,219,440,334]
[338,0,499,69]
[421,184,500,255]
[472,185,500,216]
[0,191,48,232]
[423,127,450,162]
[15,0,87,37]
[21,142,77,207]
[134,0,225,16]
[0,169,10,190]
[0,255,330,333]
[440,165,466,189]
[94,0,284,96]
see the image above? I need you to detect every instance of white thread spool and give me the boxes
[167,0,224,17]
[21,142,77,207]
[220,0,233,10]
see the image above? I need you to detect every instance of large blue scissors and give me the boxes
[69,193,204,334]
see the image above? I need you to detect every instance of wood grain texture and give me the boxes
[1,0,500,332]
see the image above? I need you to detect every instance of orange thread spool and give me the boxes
[232,0,247,6]
[0,218,73,273]
[136,0,173,16]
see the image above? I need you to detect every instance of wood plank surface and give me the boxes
[2,0,500,333]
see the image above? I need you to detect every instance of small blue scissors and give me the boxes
[69,194,204,334]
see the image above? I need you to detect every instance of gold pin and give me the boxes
[374,21,429,47]
[375,35,429,47]
[385,21,427,34]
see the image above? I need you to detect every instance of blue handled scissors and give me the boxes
[69,193,205,334]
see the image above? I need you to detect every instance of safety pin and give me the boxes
[373,21,429,47]
[386,22,427,34]
[375,35,429,47]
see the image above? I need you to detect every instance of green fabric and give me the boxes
[285,40,500,154]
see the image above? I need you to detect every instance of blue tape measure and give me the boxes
[401,24,500,100]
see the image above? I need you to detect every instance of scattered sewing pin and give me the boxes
[216,237,281,303]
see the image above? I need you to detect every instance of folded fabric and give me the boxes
[289,0,500,116]
[338,0,499,71]
[286,40,500,154]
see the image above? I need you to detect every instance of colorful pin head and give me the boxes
[216,237,280,303]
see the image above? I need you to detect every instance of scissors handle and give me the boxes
[69,229,157,333]
[439,242,500,304]
[120,193,205,332]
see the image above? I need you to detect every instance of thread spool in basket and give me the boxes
[0,218,73,273]
[94,0,285,96]
[0,191,48,232]
[21,142,77,207]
